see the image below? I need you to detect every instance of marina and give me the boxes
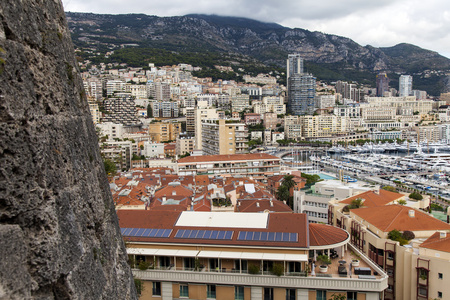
[276,142,450,202]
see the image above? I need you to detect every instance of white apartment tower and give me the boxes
[399,75,413,97]
[287,53,304,79]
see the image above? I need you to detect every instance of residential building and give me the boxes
[194,108,220,151]
[185,107,195,136]
[101,140,132,171]
[164,143,176,158]
[413,125,441,142]
[288,74,316,115]
[102,96,141,126]
[176,136,195,156]
[263,112,278,130]
[272,132,284,144]
[106,79,125,96]
[329,202,450,300]
[287,53,304,79]
[88,99,101,125]
[148,122,182,143]
[376,73,389,97]
[317,94,336,109]
[243,74,277,85]
[128,84,148,99]
[142,141,165,158]
[231,94,251,112]
[119,210,388,300]
[177,153,281,179]
[244,113,261,125]
[300,115,350,139]
[399,75,413,97]
[284,115,302,140]
[97,122,124,140]
[201,119,248,155]
[148,81,170,101]
[152,101,179,118]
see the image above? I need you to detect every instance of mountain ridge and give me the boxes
[66,12,450,95]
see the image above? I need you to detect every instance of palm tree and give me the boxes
[282,175,296,191]
[276,185,290,204]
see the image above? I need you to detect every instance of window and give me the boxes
[209,258,220,271]
[438,291,443,298]
[438,273,443,279]
[180,284,189,298]
[207,285,216,299]
[152,282,161,296]
[235,260,247,272]
[316,290,326,300]
[264,288,274,300]
[159,256,171,268]
[286,289,295,300]
[184,257,195,270]
[347,291,357,300]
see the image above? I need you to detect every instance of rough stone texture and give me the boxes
[0,1,136,299]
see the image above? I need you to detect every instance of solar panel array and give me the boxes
[237,231,297,242]
[175,229,233,240]
[121,228,172,238]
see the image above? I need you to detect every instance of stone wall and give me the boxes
[0,1,136,298]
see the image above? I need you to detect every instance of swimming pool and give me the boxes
[318,173,337,180]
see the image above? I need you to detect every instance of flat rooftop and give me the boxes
[175,211,268,229]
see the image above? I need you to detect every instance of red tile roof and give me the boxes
[178,153,280,163]
[420,232,450,253]
[236,200,292,213]
[309,223,350,247]
[341,190,403,207]
[351,205,450,232]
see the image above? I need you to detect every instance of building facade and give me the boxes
[119,210,388,300]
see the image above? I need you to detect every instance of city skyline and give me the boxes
[62,0,450,59]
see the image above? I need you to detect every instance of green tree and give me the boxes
[382,185,396,192]
[276,185,290,204]
[282,175,296,191]
[103,159,117,177]
[409,192,423,200]
[398,199,407,205]
[301,173,321,185]
[349,198,364,209]
[329,294,346,300]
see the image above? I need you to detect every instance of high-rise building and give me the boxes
[287,54,316,115]
[288,74,316,115]
[201,119,248,155]
[376,73,389,97]
[399,75,413,97]
[287,53,304,79]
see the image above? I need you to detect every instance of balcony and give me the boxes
[131,244,387,292]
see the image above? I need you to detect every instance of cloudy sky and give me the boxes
[63,0,450,58]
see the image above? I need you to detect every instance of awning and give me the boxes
[126,248,199,257]
[197,251,307,262]
[126,248,307,262]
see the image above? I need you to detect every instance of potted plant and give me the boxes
[317,255,331,273]
[351,259,360,267]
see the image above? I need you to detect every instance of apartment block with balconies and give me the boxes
[119,210,388,300]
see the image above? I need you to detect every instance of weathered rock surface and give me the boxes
[0,1,136,299]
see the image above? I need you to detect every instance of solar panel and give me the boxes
[237,231,298,242]
[174,229,233,240]
[120,228,172,238]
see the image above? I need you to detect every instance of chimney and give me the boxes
[256,202,260,207]
[374,188,379,195]
[408,209,415,218]
[439,231,447,239]
[270,200,273,207]
[162,196,166,202]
